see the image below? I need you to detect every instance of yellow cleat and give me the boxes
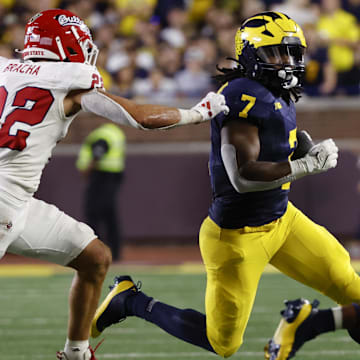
[91,275,140,338]
[264,298,320,360]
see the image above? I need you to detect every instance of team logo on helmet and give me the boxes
[57,14,83,27]
[56,14,92,38]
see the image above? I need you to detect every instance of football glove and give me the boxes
[191,92,229,122]
[290,138,338,178]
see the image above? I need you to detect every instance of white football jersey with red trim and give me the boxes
[0,57,102,200]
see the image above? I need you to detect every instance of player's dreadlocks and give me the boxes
[213,58,245,85]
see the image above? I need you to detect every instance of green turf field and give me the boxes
[0,265,359,359]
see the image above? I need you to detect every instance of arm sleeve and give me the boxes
[220,142,297,193]
[81,90,147,130]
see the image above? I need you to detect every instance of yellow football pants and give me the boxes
[199,202,360,358]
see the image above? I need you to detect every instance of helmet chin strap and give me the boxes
[277,68,298,89]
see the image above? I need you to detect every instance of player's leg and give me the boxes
[90,216,216,352]
[66,238,112,340]
[201,216,275,357]
[271,204,360,304]
[7,198,112,360]
[0,191,29,259]
[265,202,360,359]
[91,275,214,352]
[91,216,274,357]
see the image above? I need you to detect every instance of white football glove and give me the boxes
[191,92,229,122]
[290,138,338,178]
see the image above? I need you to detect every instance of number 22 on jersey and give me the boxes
[0,86,54,151]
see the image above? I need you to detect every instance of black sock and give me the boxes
[348,303,360,344]
[127,291,214,353]
[303,309,335,341]
[313,309,335,334]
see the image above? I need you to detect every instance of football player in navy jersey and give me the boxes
[91,12,360,359]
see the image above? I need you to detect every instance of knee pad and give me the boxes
[213,344,240,358]
[209,332,242,358]
[327,266,360,305]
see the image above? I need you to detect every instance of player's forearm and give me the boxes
[132,105,181,129]
[117,103,205,129]
[239,160,291,181]
[102,92,182,128]
[80,90,208,130]
[221,143,297,193]
[102,92,214,129]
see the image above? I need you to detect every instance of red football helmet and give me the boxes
[23,9,98,66]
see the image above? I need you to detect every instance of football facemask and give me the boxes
[256,44,305,89]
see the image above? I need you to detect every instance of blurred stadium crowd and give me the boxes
[0,0,360,99]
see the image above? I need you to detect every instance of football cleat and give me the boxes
[264,298,320,360]
[91,275,140,338]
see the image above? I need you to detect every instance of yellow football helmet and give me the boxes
[235,12,306,93]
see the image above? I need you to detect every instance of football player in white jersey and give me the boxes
[0,9,229,360]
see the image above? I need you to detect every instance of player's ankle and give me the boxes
[352,303,360,326]
[347,304,360,344]
[64,339,91,360]
[301,308,335,340]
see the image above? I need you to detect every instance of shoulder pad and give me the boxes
[42,62,104,91]
[220,78,273,125]
[224,78,274,101]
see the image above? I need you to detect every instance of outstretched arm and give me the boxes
[64,89,229,130]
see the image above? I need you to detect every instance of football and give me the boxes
[292,130,314,160]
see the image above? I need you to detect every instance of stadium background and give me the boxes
[1,1,360,359]
[1,0,360,263]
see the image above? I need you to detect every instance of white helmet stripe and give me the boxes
[55,36,67,60]
[71,25,80,40]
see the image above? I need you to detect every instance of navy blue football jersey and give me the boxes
[208,77,297,229]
